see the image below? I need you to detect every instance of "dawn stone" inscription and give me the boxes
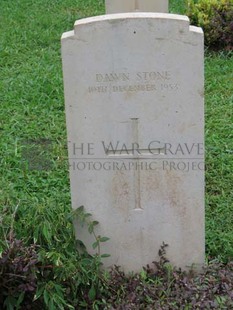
[96,71,171,82]
[88,71,178,94]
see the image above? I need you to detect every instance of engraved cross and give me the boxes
[107,118,165,210]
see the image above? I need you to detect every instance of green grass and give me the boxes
[0,0,232,308]
[205,53,233,260]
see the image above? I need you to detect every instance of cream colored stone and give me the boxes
[105,0,169,14]
[106,0,135,13]
[61,13,205,272]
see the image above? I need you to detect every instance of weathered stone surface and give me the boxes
[61,13,205,272]
[105,0,169,14]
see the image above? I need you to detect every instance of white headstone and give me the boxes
[61,13,205,272]
[105,0,169,14]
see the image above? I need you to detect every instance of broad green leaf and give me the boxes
[88,285,96,301]
[99,237,110,242]
[92,241,99,249]
[77,206,84,212]
[16,292,25,308]
[81,258,92,265]
[49,298,55,310]
[84,212,92,218]
[101,253,111,258]
[34,285,45,301]
[42,223,51,242]
[43,290,50,306]
[88,223,94,234]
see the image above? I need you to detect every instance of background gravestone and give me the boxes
[105,0,169,13]
[61,13,205,272]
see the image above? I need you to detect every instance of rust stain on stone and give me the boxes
[165,170,187,219]
[111,171,130,217]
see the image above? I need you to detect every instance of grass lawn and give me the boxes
[0,0,232,309]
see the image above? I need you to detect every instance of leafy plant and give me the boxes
[95,245,233,309]
[0,238,38,309]
[186,0,233,50]
[0,204,110,309]
[73,206,110,258]
[69,206,110,305]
